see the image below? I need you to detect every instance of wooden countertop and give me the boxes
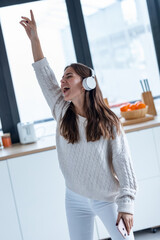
[0,135,56,161]
[1,115,160,161]
[122,115,160,133]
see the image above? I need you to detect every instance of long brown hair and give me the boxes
[59,63,122,144]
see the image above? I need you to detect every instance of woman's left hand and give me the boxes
[116,212,133,235]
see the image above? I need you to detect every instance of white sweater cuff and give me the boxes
[117,203,134,215]
[32,57,48,70]
[116,196,134,215]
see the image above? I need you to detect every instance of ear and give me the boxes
[81,87,85,92]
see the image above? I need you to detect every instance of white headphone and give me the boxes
[82,68,96,91]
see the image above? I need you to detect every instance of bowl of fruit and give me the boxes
[120,101,148,120]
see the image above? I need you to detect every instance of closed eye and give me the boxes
[62,72,73,80]
[66,75,72,79]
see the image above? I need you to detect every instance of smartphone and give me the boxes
[117,218,128,239]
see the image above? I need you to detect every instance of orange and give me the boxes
[120,101,146,112]
[134,101,145,109]
[135,101,141,105]
[129,104,136,110]
[136,102,146,109]
[134,101,141,109]
[120,105,128,112]
[120,103,130,112]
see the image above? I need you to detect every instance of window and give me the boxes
[0,0,76,123]
[80,0,160,105]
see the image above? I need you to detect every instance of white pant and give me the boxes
[65,186,135,240]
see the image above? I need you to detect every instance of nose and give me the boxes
[60,77,66,84]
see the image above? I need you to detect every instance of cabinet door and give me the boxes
[0,160,22,240]
[152,126,160,162]
[127,128,160,230]
[127,128,160,181]
[96,128,160,239]
[7,150,98,240]
[7,150,70,240]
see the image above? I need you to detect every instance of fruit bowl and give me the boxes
[120,105,148,120]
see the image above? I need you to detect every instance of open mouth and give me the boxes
[63,87,70,94]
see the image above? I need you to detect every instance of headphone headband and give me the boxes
[90,68,95,77]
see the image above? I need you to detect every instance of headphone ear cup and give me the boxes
[82,78,90,91]
[82,77,96,91]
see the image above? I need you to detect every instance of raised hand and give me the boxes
[19,9,38,41]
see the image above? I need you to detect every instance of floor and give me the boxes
[104,227,160,240]
[134,227,160,240]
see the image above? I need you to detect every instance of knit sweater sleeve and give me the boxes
[111,124,139,215]
[32,57,69,121]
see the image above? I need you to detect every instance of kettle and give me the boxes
[17,122,37,144]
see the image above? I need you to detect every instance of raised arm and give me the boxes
[20,10,44,62]
[19,10,69,121]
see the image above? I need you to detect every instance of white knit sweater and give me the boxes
[32,57,139,215]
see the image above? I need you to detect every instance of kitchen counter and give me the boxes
[122,115,160,133]
[0,135,56,161]
[0,115,160,161]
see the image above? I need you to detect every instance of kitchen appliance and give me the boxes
[17,122,37,144]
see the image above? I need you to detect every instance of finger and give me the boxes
[20,21,32,33]
[128,220,132,233]
[129,216,133,228]
[123,218,130,235]
[19,21,27,29]
[21,16,31,23]
[30,9,35,22]
[19,20,28,26]
[20,20,30,27]
[21,20,32,29]
[130,218,133,229]
[25,21,32,28]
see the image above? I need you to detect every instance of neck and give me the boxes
[72,97,86,118]
[75,105,86,117]
[76,111,86,118]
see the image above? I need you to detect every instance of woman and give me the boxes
[20,10,139,240]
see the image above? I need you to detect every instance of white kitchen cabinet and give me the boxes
[96,127,160,239]
[0,160,22,240]
[127,128,160,230]
[7,150,70,240]
[127,128,160,181]
[152,126,160,162]
[7,150,98,240]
